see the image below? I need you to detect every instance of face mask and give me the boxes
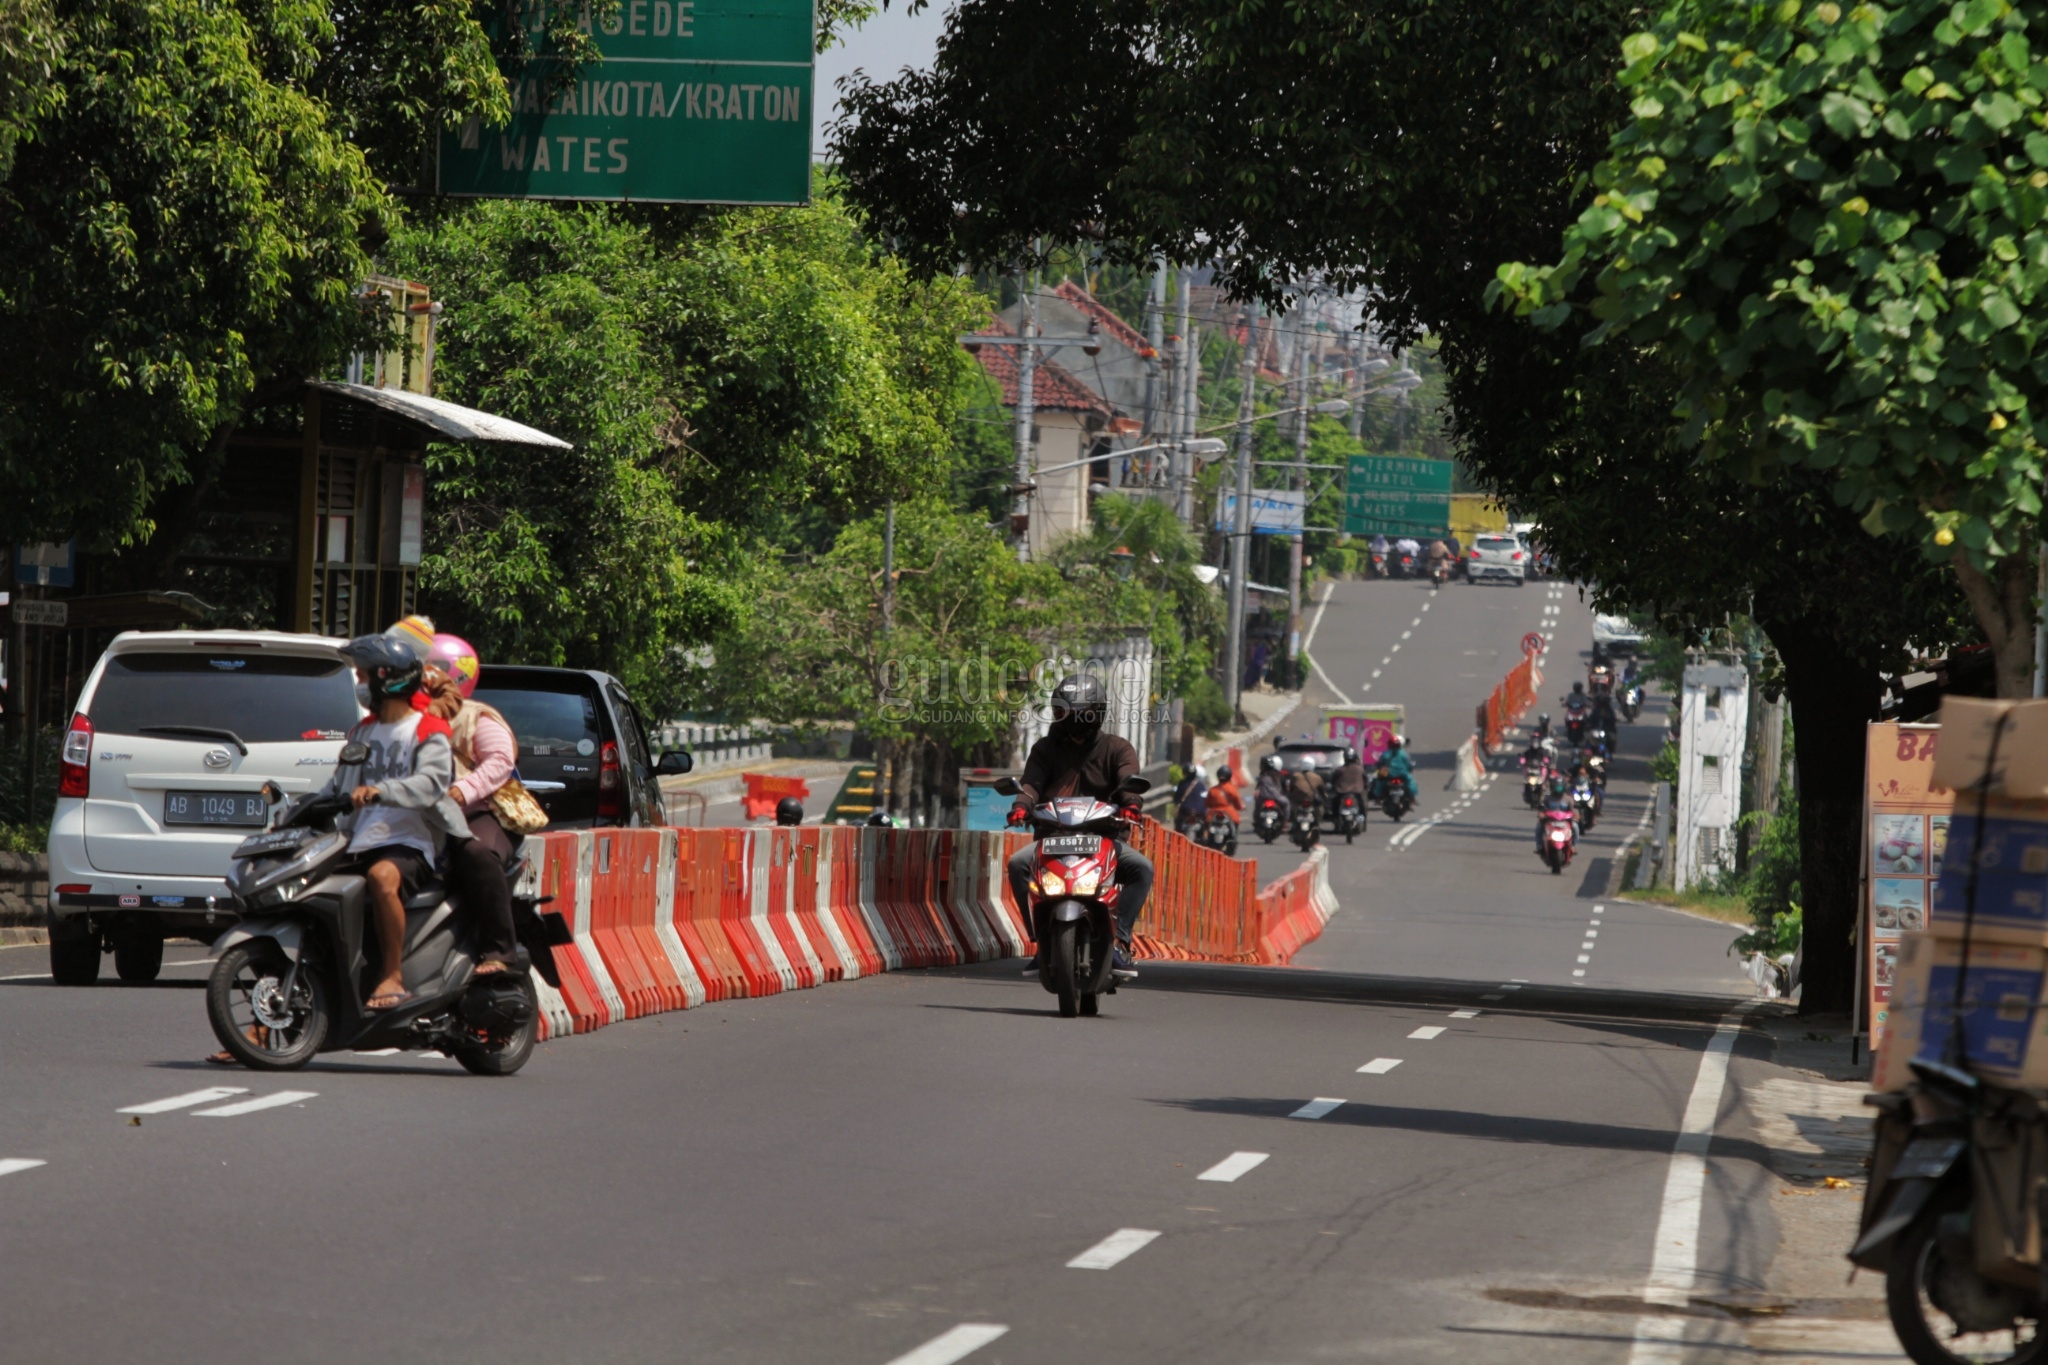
[355,683,374,711]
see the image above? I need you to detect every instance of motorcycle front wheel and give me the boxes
[207,942,328,1070]
[1887,1194,2048,1365]
[1049,921,1080,1018]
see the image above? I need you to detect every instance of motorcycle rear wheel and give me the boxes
[207,942,328,1070]
[1049,921,1080,1018]
[455,976,540,1076]
[1886,1194,2048,1365]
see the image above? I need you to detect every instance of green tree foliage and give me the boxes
[828,0,1975,1010]
[1496,0,2048,695]
[697,497,1078,760]
[0,0,404,548]
[384,195,989,709]
[1049,493,1223,705]
[0,0,60,181]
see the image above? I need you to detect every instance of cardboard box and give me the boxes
[1929,800,2048,943]
[1874,932,2048,1091]
[1934,698,2048,798]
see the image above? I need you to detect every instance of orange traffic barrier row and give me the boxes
[513,819,1336,1042]
[1483,648,1545,753]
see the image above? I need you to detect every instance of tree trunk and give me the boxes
[1757,611,1883,1016]
[1952,546,2038,699]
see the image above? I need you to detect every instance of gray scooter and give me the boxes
[205,758,569,1074]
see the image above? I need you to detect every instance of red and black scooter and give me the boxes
[996,775,1148,1018]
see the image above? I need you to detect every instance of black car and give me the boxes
[470,666,690,828]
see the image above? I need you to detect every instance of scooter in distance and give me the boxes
[206,770,569,1074]
[1572,776,1600,832]
[1621,682,1643,722]
[1288,800,1322,851]
[1369,549,1388,578]
[1254,795,1285,844]
[1196,812,1239,857]
[1333,790,1367,843]
[1539,806,1577,874]
[994,774,1147,1018]
[1371,766,1415,821]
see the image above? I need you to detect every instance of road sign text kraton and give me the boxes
[437,0,813,205]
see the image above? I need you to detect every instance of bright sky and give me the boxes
[812,4,949,158]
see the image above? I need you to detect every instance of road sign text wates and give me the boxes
[437,0,813,205]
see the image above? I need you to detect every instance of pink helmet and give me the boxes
[425,632,481,698]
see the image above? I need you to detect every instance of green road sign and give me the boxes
[1343,456,1453,537]
[437,0,814,205]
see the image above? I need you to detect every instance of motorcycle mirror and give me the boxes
[260,781,285,806]
[991,777,1021,796]
[338,741,370,766]
[1120,776,1151,794]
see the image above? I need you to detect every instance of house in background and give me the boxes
[970,319,1116,558]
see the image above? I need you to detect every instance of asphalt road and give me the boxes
[0,575,1800,1365]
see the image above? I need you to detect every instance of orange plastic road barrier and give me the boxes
[508,817,1334,1044]
[1482,649,1545,752]
[713,828,783,997]
[587,830,658,1018]
[753,829,821,990]
[670,828,749,1001]
[741,773,811,821]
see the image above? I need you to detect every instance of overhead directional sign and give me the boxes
[1343,456,1453,537]
[437,0,813,205]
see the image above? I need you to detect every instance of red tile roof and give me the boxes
[969,317,1115,416]
[1051,280,1154,358]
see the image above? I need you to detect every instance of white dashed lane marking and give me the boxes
[190,1091,318,1118]
[0,1159,46,1178]
[118,1087,248,1115]
[883,1324,1010,1365]
[1408,1026,1445,1040]
[1449,1010,1480,1019]
[1197,1151,1271,1183]
[1480,993,1505,1000]
[1291,1098,1346,1120]
[1067,1228,1161,1270]
[1357,1058,1404,1075]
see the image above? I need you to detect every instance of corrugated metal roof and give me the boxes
[308,381,572,450]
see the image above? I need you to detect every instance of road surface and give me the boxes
[0,574,1828,1365]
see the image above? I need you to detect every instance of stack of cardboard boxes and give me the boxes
[1878,698,2048,1090]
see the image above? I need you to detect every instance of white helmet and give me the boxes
[1192,763,1207,780]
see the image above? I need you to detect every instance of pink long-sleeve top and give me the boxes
[452,712,517,812]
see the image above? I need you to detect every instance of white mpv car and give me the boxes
[45,630,362,984]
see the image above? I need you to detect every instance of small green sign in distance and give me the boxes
[1344,455,1453,537]
[438,0,815,205]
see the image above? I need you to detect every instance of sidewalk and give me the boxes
[1723,1008,1901,1362]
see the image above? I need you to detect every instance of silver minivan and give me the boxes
[45,630,361,984]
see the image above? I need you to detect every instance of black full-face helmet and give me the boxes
[341,634,422,699]
[1049,673,1108,743]
[774,797,804,826]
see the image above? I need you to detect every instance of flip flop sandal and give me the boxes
[366,990,414,1011]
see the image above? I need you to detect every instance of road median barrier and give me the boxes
[515,820,1337,1041]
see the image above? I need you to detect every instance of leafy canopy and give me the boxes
[1495,0,2048,570]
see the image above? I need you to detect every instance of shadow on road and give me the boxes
[1152,1094,1779,1167]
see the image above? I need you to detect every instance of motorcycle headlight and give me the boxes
[1068,869,1102,897]
[1036,869,1066,896]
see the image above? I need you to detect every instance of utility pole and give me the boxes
[1140,258,1166,494]
[1286,313,1311,668]
[1349,324,1366,440]
[1223,298,1260,724]
[1173,271,1195,521]
[1012,265,1038,562]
